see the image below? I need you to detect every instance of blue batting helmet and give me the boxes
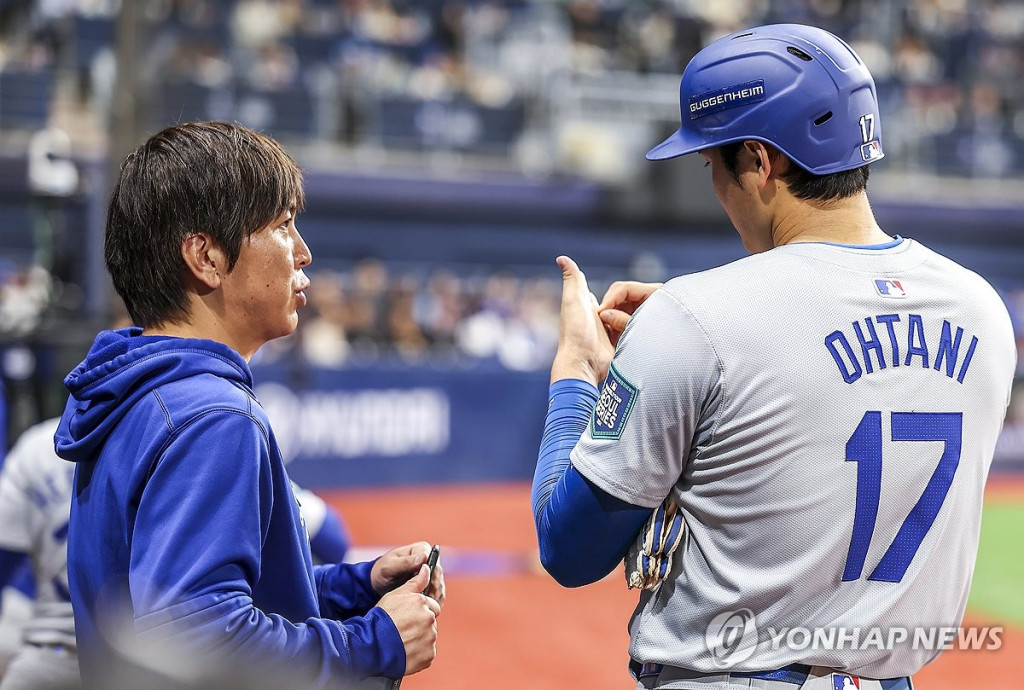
[646,24,884,174]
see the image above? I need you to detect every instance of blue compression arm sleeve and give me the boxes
[531,379,651,587]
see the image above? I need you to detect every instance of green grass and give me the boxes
[967,503,1024,625]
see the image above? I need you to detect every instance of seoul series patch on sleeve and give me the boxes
[591,364,638,440]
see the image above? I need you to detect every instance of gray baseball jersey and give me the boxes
[0,418,76,650]
[571,239,1016,679]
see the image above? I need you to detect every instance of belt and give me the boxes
[25,640,75,656]
[633,662,912,689]
[733,663,815,683]
[634,662,812,683]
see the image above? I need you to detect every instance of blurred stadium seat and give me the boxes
[235,85,317,139]
[159,80,232,126]
[71,14,113,70]
[0,70,53,131]
[372,97,524,152]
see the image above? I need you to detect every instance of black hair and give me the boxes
[718,141,869,202]
[104,122,305,327]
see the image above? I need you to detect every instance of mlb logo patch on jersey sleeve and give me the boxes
[591,364,638,440]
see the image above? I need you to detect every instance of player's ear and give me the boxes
[181,233,226,290]
[744,141,778,187]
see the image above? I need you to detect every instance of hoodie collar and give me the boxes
[56,328,253,463]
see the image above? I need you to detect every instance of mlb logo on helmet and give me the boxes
[831,674,861,690]
[874,278,906,298]
[861,140,882,162]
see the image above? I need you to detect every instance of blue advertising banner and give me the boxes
[251,363,550,488]
[994,423,1024,474]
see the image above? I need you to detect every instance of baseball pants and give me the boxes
[0,643,82,690]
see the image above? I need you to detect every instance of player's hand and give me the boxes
[376,565,441,676]
[371,542,430,594]
[371,542,447,609]
[598,280,662,346]
[550,255,614,386]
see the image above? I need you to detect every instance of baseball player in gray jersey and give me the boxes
[0,418,80,690]
[532,23,1016,690]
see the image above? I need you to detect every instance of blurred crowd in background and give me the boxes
[258,260,563,371]
[0,0,1022,177]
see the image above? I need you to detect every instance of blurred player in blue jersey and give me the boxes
[0,378,5,461]
[0,418,79,690]
[0,375,35,677]
[533,24,1015,690]
[291,482,352,565]
[55,122,444,689]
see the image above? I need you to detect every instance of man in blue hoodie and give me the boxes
[55,122,443,689]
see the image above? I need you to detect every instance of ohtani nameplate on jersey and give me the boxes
[592,365,638,440]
